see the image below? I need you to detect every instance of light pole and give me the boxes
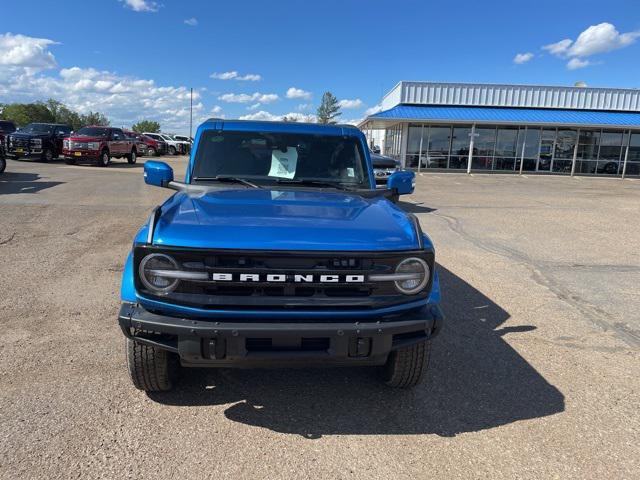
[189,87,193,139]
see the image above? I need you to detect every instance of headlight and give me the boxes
[63,140,69,149]
[139,253,180,294]
[394,257,429,295]
[88,142,100,150]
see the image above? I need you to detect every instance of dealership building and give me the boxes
[359,81,640,177]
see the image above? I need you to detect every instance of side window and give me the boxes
[112,129,123,140]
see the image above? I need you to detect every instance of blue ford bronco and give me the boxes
[119,120,443,391]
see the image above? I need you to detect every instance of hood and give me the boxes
[9,131,49,139]
[371,154,399,168]
[68,135,105,142]
[152,188,420,251]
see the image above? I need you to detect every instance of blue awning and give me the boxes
[364,105,640,129]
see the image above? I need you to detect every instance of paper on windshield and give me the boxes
[268,147,298,179]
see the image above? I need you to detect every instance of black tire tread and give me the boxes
[380,339,431,388]
[126,338,175,392]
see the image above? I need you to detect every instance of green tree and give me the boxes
[0,102,55,126]
[132,120,160,133]
[46,99,82,130]
[316,92,341,124]
[80,111,110,127]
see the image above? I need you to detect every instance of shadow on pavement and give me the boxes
[397,201,437,214]
[0,171,64,195]
[149,265,564,437]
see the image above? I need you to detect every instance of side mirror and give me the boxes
[387,170,415,197]
[144,161,174,187]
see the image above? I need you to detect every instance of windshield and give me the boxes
[23,123,53,134]
[76,127,109,137]
[192,130,369,188]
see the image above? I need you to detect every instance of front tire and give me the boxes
[127,149,137,164]
[0,156,6,174]
[147,147,156,157]
[97,149,110,167]
[169,146,176,155]
[42,148,54,162]
[379,339,431,388]
[126,338,177,392]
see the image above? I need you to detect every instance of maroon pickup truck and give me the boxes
[62,126,137,167]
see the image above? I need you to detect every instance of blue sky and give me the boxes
[1,0,640,133]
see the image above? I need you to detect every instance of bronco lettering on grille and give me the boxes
[210,273,365,283]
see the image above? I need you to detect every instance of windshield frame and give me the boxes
[76,127,110,137]
[22,123,54,134]
[190,129,372,190]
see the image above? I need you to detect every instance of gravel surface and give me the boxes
[1,156,639,479]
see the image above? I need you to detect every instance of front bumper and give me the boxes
[374,168,398,183]
[7,147,42,157]
[63,149,100,159]
[118,302,444,367]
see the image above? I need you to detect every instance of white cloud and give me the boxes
[120,0,159,12]
[0,33,58,75]
[543,39,573,56]
[218,92,278,104]
[338,98,363,109]
[211,105,222,114]
[567,58,591,70]
[0,36,204,135]
[238,111,316,122]
[364,104,382,116]
[184,18,198,26]
[513,52,534,64]
[286,87,312,100]
[340,118,363,126]
[296,103,312,111]
[542,23,640,71]
[210,71,261,81]
[568,23,640,57]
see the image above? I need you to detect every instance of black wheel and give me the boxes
[379,339,431,388]
[604,162,618,174]
[147,147,156,157]
[169,146,176,155]
[64,157,76,165]
[0,156,6,174]
[42,148,54,162]
[126,338,178,392]
[97,149,110,167]
[127,149,137,164]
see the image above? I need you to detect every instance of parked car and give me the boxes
[7,123,72,162]
[172,135,192,154]
[63,126,136,167]
[371,152,401,184]
[0,141,6,174]
[118,119,441,392]
[0,120,17,149]
[140,134,166,156]
[144,132,182,155]
[124,131,149,157]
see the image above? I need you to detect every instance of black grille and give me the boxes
[134,246,434,311]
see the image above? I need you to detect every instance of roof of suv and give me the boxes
[200,119,362,137]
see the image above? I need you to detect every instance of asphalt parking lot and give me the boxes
[1,156,639,479]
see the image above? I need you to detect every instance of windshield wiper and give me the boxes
[194,176,261,189]
[273,179,356,190]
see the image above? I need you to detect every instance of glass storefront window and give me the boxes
[450,126,471,169]
[516,127,541,171]
[406,126,422,168]
[472,127,496,170]
[426,126,451,168]
[553,129,577,173]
